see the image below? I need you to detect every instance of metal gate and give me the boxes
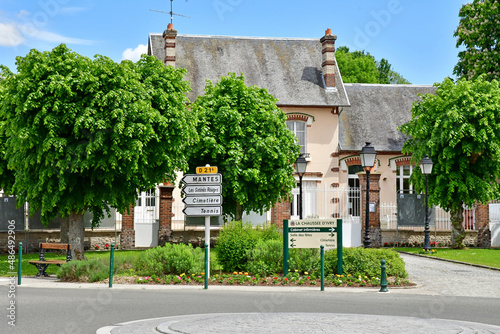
[134,189,158,247]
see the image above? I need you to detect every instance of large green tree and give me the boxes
[336,47,410,84]
[187,73,300,220]
[454,0,500,81]
[0,45,195,258]
[399,76,500,248]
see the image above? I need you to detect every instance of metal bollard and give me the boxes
[109,244,115,288]
[320,245,325,291]
[18,242,23,286]
[379,259,388,292]
[204,244,209,290]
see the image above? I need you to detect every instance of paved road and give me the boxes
[0,253,499,333]
[399,253,500,298]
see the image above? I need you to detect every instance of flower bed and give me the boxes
[125,271,414,288]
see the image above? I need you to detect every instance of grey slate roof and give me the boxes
[339,84,437,152]
[148,33,350,107]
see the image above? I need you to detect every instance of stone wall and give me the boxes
[381,229,478,247]
[0,229,120,254]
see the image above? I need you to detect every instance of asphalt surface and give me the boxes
[1,252,499,333]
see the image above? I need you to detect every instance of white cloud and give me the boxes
[0,22,25,46]
[122,44,147,62]
[18,23,94,45]
[17,10,30,19]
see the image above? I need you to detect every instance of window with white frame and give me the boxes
[396,165,415,194]
[291,181,317,219]
[286,121,306,154]
[347,165,363,217]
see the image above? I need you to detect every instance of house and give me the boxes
[123,23,491,249]
[1,25,493,252]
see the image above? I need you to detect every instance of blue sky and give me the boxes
[0,0,467,85]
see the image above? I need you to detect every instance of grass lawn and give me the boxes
[395,247,500,269]
[0,250,144,277]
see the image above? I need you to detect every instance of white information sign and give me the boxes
[182,206,222,216]
[288,219,338,250]
[182,195,222,206]
[182,185,222,195]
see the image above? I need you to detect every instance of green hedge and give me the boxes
[134,243,204,276]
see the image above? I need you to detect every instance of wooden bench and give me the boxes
[28,243,72,277]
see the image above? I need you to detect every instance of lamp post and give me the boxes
[295,154,308,219]
[420,155,433,252]
[360,142,377,248]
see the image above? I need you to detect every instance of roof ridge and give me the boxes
[344,83,435,88]
[149,32,318,41]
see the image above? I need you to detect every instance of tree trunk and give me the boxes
[60,219,69,244]
[235,202,243,222]
[61,211,86,260]
[450,205,466,249]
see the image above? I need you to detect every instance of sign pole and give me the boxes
[337,219,343,274]
[283,220,289,277]
[205,215,210,278]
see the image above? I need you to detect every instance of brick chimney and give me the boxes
[320,28,337,88]
[163,23,177,67]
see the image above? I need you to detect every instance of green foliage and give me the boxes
[454,0,500,81]
[336,47,410,84]
[400,76,500,248]
[245,238,283,276]
[58,258,109,283]
[215,221,261,271]
[188,73,300,219]
[0,44,196,227]
[134,243,204,276]
[325,248,407,278]
[400,76,500,212]
[288,249,320,274]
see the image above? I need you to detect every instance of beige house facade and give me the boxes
[120,24,493,249]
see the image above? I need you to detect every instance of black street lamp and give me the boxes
[295,154,308,219]
[360,142,377,248]
[420,155,433,252]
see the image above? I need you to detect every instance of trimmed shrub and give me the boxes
[215,221,261,271]
[135,243,204,276]
[58,258,108,282]
[245,238,283,276]
[288,248,321,274]
[325,247,407,278]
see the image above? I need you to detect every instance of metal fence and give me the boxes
[380,202,476,231]
[172,186,362,230]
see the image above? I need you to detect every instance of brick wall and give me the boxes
[271,197,291,227]
[358,172,381,247]
[120,205,135,249]
[475,203,491,247]
[158,185,174,246]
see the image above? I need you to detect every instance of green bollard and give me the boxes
[379,259,388,292]
[109,244,115,288]
[204,244,208,290]
[18,242,23,286]
[320,245,325,291]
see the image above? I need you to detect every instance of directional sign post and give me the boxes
[283,219,343,277]
[181,166,223,283]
